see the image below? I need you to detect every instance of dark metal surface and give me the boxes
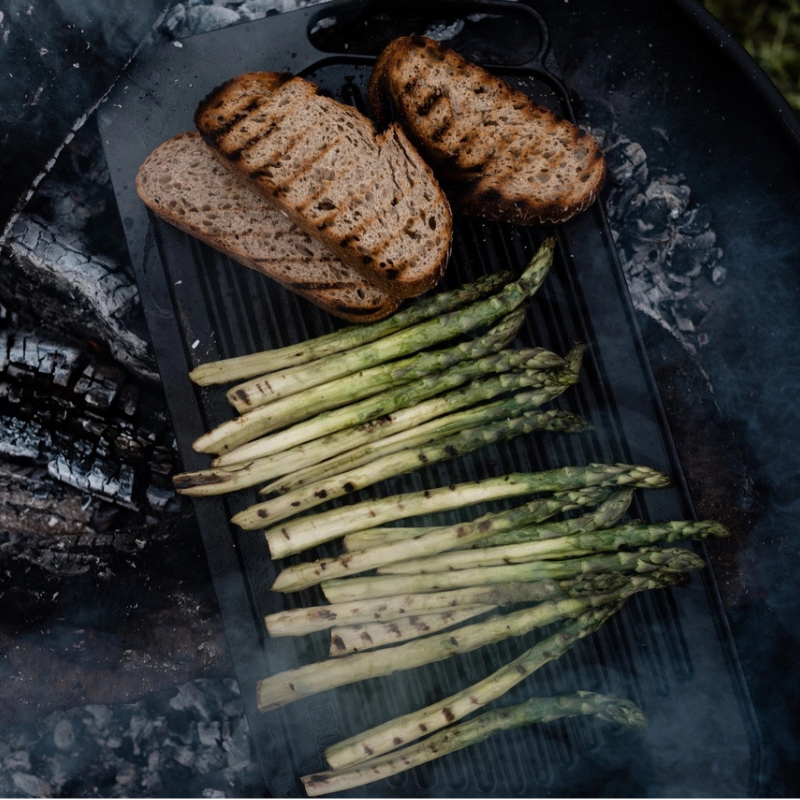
[533,2,800,793]
[98,2,773,795]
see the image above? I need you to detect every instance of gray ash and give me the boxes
[154,0,324,41]
[593,124,724,354]
[24,121,131,271]
[0,679,263,798]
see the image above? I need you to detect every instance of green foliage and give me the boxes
[703,0,800,111]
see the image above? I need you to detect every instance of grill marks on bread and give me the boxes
[195,72,452,298]
[368,36,606,226]
[135,132,401,322]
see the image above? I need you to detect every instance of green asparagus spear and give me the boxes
[322,604,624,770]
[192,306,528,455]
[226,239,554,412]
[328,605,496,656]
[476,488,636,548]
[264,463,670,559]
[257,575,661,712]
[237,410,589,534]
[327,561,692,655]
[176,348,565,495]
[189,273,510,386]
[213,343,563,467]
[343,488,634,552]
[264,345,583,495]
[268,480,636,594]
[379,519,730,574]
[304,691,646,795]
[264,569,659,638]
[321,547,705,603]
[177,367,570,497]
[263,381,579,496]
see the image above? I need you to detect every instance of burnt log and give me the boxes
[0,463,96,538]
[0,326,177,518]
[0,214,157,382]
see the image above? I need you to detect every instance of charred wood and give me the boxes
[0,327,177,518]
[0,213,157,383]
[0,463,96,538]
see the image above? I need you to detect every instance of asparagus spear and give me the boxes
[264,569,656,638]
[192,307,528,455]
[182,349,570,497]
[328,606,496,657]
[214,343,564,467]
[263,381,579,496]
[304,691,646,795]
[379,519,730,575]
[189,273,510,386]
[322,605,621,770]
[327,563,689,655]
[243,409,592,532]
[176,346,565,495]
[264,345,583,495]
[268,482,599,594]
[226,239,555,412]
[267,583,554,638]
[343,488,634,552]
[217,356,565,475]
[321,547,704,603]
[475,487,635,548]
[182,360,562,495]
[224,302,529,422]
[264,463,669,559]
[268,477,663,594]
[257,582,650,712]
[236,410,590,534]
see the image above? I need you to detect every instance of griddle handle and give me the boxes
[305,0,557,77]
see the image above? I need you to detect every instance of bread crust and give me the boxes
[195,72,453,299]
[136,132,401,323]
[368,36,606,226]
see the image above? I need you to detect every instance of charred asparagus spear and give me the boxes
[264,573,623,637]
[322,604,621,770]
[342,488,635,552]
[192,307,529,455]
[328,606,496,656]
[257,571,678,712]
[379,519,730,574]
[304,691,647,795]
[264,380,579,496]
[263,562,696,637]
[176,345,566,495]
[236,409,590,534]
[189,272,510,386]
[321,547,705,603]
[177,365,570,497]
[224,238,555,413]
[268,481,603,594]
[263,463,669,559]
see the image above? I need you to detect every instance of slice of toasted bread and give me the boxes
[368,36,606,226]
[194,72,453,299]
[135,132,401,323]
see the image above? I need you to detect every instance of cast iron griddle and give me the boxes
[99,1,762,795]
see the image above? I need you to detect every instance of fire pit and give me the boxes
[1,0,799,796]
